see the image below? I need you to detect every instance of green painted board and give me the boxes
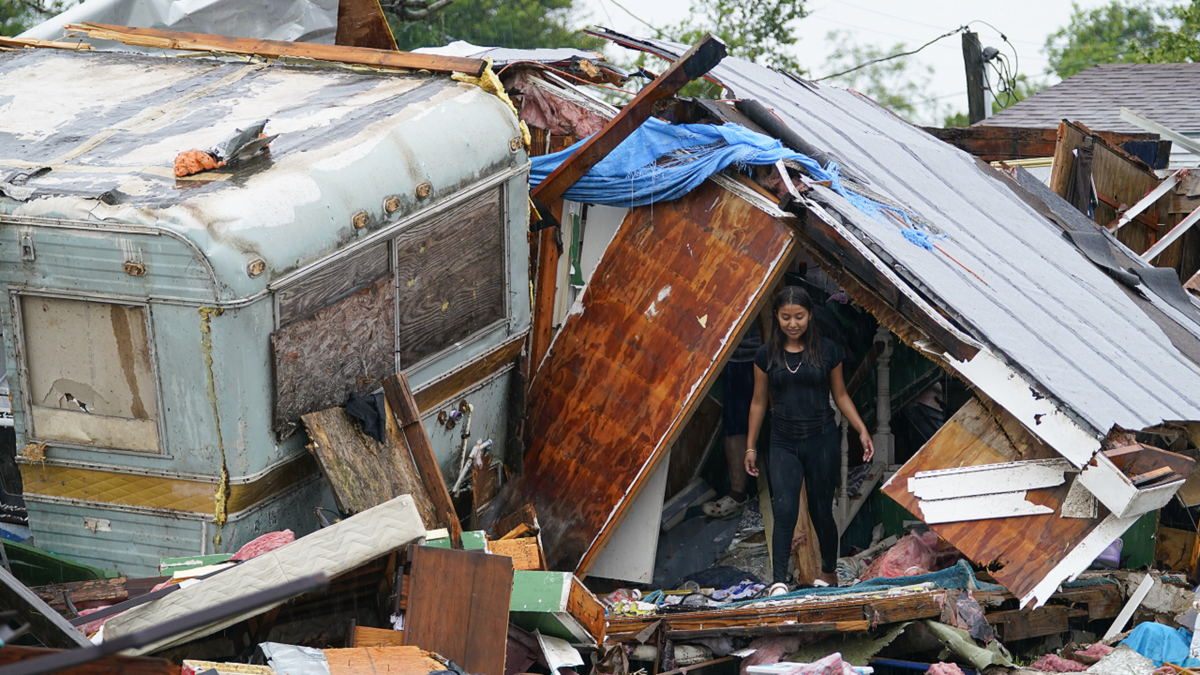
[426,530,487,550]
[1121,510,1158,569]
[2,540,116,587]
[509,570,593,644]
[160,554,233,576]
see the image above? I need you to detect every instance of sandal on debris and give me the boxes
[702,494,746,518]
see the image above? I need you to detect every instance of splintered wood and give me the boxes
[487,179,795,573]
[302,399,437,526]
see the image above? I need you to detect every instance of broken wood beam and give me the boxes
[1130,466,1178,486]
[0,565,91,649]
[530,33,726,204]
[382,374,461,545]
[65,23,486,76]
[499,523,532,540]
[33,577,128,609]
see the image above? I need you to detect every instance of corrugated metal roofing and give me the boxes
[597,31,1200,437]
[983,63,1200,134]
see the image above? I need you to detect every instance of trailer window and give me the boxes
[20,296,160,452]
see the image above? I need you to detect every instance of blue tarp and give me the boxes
[529,117,908,222]
[1121,622,1200,668]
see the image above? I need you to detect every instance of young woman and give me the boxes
[745,286,874,587]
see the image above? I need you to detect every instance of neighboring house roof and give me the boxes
[982,62,1200,133]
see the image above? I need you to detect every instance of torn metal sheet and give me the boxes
[907,458,1072,501]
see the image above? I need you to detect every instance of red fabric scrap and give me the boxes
[232,529,295,560]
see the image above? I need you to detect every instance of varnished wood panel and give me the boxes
[278,243,390,327]
[301,399,437,525]
[335,0,397,51]
[882,397,1106,602]
[405,546,512,675]
[487,179,795,573]
[272,274,394,439]
[395,189,505,367]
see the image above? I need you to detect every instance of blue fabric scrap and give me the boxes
[1121,621,1200,667]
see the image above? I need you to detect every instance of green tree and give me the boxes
[386,0,602,52]
[2,0,73,36]
[1044,1,1163,79]
[819,30,944,125]
[1141,0,1200,62]
[668,0,808,73]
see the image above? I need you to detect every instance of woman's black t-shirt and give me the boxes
[754,337,846,437]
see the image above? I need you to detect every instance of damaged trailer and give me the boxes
[482,29,1200,611]
[0,45,531,576]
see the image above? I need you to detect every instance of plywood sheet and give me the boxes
[405,546,513,675]
[487,179,795,573]
[301,399,437,525]
[272,274,394,439]
[882,398,1108,601]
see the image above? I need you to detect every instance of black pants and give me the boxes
[768,424,839,582]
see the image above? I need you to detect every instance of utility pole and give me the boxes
[962,31,987,124]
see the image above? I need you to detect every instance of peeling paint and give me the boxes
[199,306,229,543]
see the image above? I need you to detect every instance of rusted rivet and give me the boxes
[415,182,432,199]
[384,196,401,214]
[247,258,265,277]
[352,211,369,229]
[123,260,147,277]
[509,137,521,152]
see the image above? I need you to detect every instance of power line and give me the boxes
[601,0,668,38]
[814,25,968,82]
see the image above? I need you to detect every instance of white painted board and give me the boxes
[918,491,1053,524]
[908,458,1071,500]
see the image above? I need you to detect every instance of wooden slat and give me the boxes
[382,374,460,540]
[486,179,795,573]
[67,23,484,75]
[351,626,407,648]
[301,398,438,525]
[335,0,397,51]
[325,646,442,675]
[924,125,1164,163]
[33,577,127,608]
[0,646,174,675]
[530,34,726,204]
[529,203,563,374]
[411,334,525,414]
[882,397,1107,602]
[404,546,512,675]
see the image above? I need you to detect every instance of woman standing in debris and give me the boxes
[745,286,874,588]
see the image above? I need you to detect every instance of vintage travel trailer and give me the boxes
[0,47,530,575]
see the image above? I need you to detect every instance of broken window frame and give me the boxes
[9,288,167,456]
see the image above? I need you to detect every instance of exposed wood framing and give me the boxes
[65,23,485,75]
[924,124,1164,164]
[486,179,795,573]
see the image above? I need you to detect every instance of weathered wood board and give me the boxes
[302,399,437,526]
[487,178,795,573]
[273,274,395,439]
[882,398,1108,602]
[925,124,1164,163]
[325,646,442,675]
[405,546,513,675]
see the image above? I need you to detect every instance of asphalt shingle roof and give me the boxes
[983,62,1200,133]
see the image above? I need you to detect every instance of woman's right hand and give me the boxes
[744,450,759,477]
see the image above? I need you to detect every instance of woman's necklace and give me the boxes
[785,350,803,374]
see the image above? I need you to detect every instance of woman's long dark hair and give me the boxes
[768,286,822,371]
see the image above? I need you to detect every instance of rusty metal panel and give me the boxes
[883,398,1110,605]
[271,274,393,439]
[488,179,794,573]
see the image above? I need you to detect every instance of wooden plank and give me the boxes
[492,504,540,539]
[488,537,544,571]
[272,273,394,439]
[530,34,726,204]
[324,646,442,675]
[395,188,506,367]
[277,243,390,328]
[486,179,795,573]
[987,605,1073,641]
[335,0,397,51]
[924,125,1163,163]
[0,565,91,649]
[67,22,484,75]
[405,546,513,675]
[0,646,174,675]
[301,400,438,525]
[882,397,1106,603]
[568,576,607,645]
[33,577,128,608]
[530,201,563,374]
[382,374,460,539]
[351,626,407,648]
[411,334,525,414]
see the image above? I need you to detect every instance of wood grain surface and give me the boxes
[487,179,795,573]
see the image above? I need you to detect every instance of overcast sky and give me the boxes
[579,0,1119,124]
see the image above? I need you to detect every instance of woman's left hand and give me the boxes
[860,429,875,463]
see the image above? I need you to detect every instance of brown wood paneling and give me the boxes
[487,179,795,573]
[395,189,505,368]
[349,626,408,648]
[272,274,394,439]
[335,0,397,51]
[405,546,513,675]
[925,124,1164,163]
[277,243,390,327]
[664,394,721,499]
[882,397,1107,602]
[301,399,437,525]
